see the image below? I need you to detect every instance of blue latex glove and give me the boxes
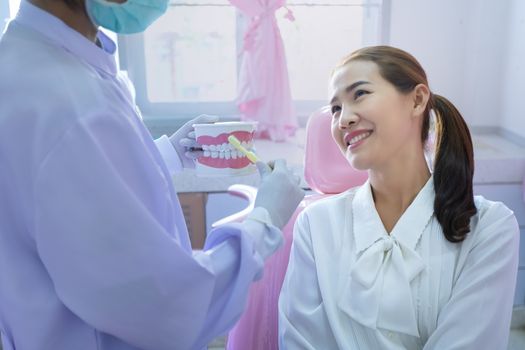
[254,159,305,229]
[169,114,219,169]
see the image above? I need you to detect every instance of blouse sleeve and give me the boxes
[278,211,338,350]
[423,202,520,349]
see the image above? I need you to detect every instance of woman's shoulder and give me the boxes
[470,195,519,242]
[473,195,516,222]
[302,186,360,217]
[296,186,361,244]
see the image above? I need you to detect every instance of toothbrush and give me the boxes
[227,135,259,164]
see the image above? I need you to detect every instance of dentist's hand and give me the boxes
[254,159,305,229]
[169,114,219,169]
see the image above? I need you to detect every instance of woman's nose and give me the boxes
[338,106,358,129]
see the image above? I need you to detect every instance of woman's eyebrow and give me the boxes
[330,80,371,104]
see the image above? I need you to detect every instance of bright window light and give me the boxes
[123,0,384,118]
[9,0,21,18]
[143,0,237,103]
[277,2,367,101]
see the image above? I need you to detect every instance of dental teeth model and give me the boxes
[192,121,258,177]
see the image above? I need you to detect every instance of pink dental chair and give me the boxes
[213,106,368,350]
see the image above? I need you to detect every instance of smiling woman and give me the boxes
[278,46,520,350]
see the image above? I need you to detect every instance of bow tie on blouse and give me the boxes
[339,235,425,337]
[338,179,435,337]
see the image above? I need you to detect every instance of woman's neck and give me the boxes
[370,166,431,211]
[368,149,431,232]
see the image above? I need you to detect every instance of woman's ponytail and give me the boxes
[432,94,477,242]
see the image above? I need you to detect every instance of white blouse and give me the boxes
[279,178,520,349]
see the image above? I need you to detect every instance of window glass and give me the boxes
[9,0,21,18]
[277,3,367,101]
[143,1,237,103]
[129,0,384,117]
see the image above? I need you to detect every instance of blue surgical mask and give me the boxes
[85,0,169,34]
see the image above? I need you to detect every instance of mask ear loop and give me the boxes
[424,109,437,172]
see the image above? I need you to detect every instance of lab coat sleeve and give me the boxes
[278,211,337,350]
[33,116,263,350]
[154,134,184,175]
[423,202,520,350]
[189,217,280,349]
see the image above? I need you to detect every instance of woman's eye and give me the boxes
[354,89,369,99]
[331,105,341,115]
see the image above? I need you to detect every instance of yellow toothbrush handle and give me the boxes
[245,152,259,164]
[228,135,260,164]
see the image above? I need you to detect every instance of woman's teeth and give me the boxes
[348,131,372,145]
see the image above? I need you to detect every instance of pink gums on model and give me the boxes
[197,131,255,169]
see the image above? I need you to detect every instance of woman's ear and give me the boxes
[412,84,430,117]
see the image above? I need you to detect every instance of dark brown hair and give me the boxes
[336,46,477,243]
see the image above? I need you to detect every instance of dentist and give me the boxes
[0,1,304,349]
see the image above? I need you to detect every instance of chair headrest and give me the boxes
[304,107,368,194]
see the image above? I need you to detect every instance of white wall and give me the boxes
[387,0,512,130]
[501,0,525,139]
[462,0,509,129]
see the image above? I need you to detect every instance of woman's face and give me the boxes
[329,60,422,171]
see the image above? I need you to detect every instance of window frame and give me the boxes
[118,0,390,124]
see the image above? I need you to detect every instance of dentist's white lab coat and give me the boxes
[0,2,281,350]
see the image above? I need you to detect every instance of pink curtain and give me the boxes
[229,0,297,141]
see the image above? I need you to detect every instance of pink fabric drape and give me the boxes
[229,0,297,141]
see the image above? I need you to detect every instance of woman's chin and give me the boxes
[347,155,371,171]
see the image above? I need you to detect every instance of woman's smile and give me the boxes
[344,129,373,150]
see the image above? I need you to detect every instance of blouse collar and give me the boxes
[352,176,435,253]
[337,176,435,337]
